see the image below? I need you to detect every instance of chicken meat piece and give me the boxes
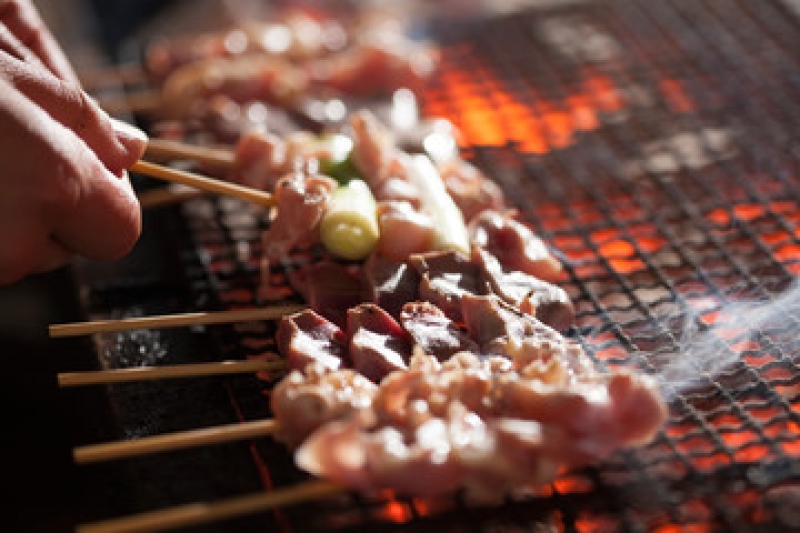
[271,364,377,448]
[262,172,337,261]
[437,159,507,222]
[470,210,563,282]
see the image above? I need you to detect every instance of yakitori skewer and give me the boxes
[58,359,285,387]
[76,480,345,533]
[49,304,303,338]
[74,418,280,464]
[130,160,274,207]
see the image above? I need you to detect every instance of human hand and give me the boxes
[0,0,79,84]
[0,1,148,285]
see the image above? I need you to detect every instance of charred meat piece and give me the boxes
[473,246,574,331]
[277,309,349,372]
[362,253,420,319]
[458,293,582,376]
[295,261,370,328]
[347,303,413,382]
[399,301,478,361]
[409,250,487,321]
[470,209,563,282]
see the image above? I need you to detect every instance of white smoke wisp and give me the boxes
[653,280,800,401]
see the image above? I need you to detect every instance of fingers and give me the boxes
[50,167,142,264]
[0,0,79,84]
[0,78,141,284]
[0,19,43,67]
[0,50,148,173]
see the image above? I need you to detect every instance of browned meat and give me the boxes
[409,251,488,321]
[347,304,413,382]
[473,246,574,331]
[277,309,348,372]
[362,253,420,319]
[399,301,479,360]
[302,262,370,328]
[470,210,563,282]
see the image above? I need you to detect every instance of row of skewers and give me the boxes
[56,7,668,532]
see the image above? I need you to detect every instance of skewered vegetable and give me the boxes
[320,179,380,260]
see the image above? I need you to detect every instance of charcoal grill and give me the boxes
[64,0,800,531]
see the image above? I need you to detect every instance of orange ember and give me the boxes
[659,78,694,114]
[426,48,628,153]
[707,201,799,226]
[373,498,413,523]
[608,258,646,274]
[552,475,593,494]
[733,444,771,463]
[654,524,716,533]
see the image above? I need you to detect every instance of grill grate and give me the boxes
[72,1,800,531]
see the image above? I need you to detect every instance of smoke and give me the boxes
[653,280,800,400]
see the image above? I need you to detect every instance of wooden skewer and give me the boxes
[58,359,285,387]
[74,418,281,464]
[76,480,345,533]
[137,185,208,209]
[49,304,304,338]
[130,161,275,207]
[145,138,236,171]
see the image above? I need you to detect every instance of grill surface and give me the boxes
[70,1,800,531]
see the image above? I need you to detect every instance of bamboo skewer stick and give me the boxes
[145,138,236,171]
[137,185,208,208]
[130,161,275,207]
[49,304,304,338]
[58,359,285,387]
[76,480,345,533]
[74,418,281,464]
